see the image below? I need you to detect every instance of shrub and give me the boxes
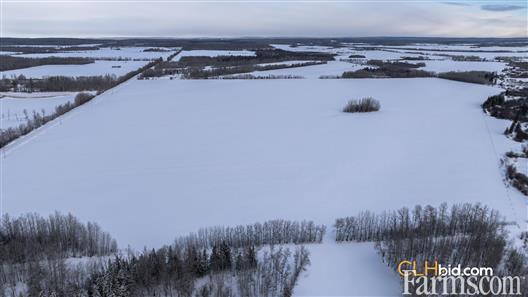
[506,164,528,195]
[482,93,505,111]
[343,97,380,113]
[74,92,95,105]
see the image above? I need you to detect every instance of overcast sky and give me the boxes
[2,0,527,38]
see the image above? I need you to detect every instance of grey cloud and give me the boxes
[443,2,472,6]
[481,4,525,11]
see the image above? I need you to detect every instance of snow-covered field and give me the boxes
[3,78,524,248]
[373,44,528,52]
[250,60,363,78]
[0,92,80,129]
[392,49,527,60]
[174,50,256,61]
[2,60,147,78]
[409,60,507,73]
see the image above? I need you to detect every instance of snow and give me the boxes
[272,43,526,62]
[1,60,148,78]
[396,49,527,60]
[15,47,175,60]
[271,44,339,53]
[0,51,21,55]
[354,50,426,61]
[257,60,320,67]
[174,50,256,61]
[3,78,525,253]
[295,242,400,296]
[0,92,79,129]
[250,61,363,78]
[375,44,528,52]
[271,43,431,60]
[409,60,507,73]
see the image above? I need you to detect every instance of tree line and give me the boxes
[0,56,95,71]
[0,92,96,148]
[174,219,325,250]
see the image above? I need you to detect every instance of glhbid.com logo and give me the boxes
[397,260,522,295]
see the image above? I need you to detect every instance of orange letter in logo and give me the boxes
[424,261,438,276]
[398,260,413,276]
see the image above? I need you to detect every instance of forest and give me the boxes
[335,203,527,296]
[0,217,318,297]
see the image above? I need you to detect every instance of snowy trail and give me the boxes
[294,239,400,296]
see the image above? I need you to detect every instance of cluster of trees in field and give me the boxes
[143,47,172,52]
[400,56,429,61]
[1,216,315,297]
[335,203,527,291]
[367,59,426,69]
[447,55,485,61]
[11,75,118,92]
[437,71,496,85]
[341,59,432,78]
[0,56,95,71]
[342,97,380,113]
[175,219,326,250]
[0,92,95,148]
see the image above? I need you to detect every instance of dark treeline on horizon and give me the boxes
[1,37,527,49]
